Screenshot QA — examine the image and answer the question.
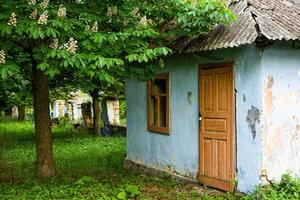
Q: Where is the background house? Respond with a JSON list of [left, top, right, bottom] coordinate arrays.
[[52, 91, 121, 125], [125, 0, 300, 193], [51, 91, 89, 122]]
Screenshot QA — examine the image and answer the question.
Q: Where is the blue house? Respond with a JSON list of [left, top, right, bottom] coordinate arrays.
[[124, 0, 300, 193]]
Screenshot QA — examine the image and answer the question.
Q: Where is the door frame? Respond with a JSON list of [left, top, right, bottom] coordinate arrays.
[[198, 62, 236, 192]]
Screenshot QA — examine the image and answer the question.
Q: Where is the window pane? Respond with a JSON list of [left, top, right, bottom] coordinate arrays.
[[151, 79, 166, 94], [160, 96, 167, 128], [151, 96, 158, 127]]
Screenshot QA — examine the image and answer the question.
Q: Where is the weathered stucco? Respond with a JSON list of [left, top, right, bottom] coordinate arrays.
[[261, 42, 300, 182], [126, 42, 300, 193], [126, 57, 200, 178]]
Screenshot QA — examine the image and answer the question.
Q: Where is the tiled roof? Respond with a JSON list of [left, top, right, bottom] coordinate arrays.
[[249, 0, 300, 41], [178, 0, 300, 53]]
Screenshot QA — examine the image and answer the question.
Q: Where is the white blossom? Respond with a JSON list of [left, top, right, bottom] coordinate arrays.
[[28, 0, 36, 5], [91, 21, 98, 32], [49, 38, 58, 49], [40, 0, 49, 9], [21, 80, 30, 86], [57, 5, 67, 19], [139, 16, 148, 26], [64, 38, 78, 54], [131, 7, 140, 17], [29, 10, 37, 19], [106, 6, 118, 18], [85, 24, 91, 32], [106, 6, 118, 23], [7, 12, 17, 27], [123, 18, 129, 26], [38, 11, 49, 25], [0, 50, 6, 65]]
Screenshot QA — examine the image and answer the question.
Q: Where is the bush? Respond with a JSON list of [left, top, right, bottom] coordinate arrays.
[[58, 116, 72, 127], [248, 174, 300, 200]]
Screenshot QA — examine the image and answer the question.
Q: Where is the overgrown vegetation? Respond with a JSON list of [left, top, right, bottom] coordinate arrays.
[[245, 174, 300, 200], [1, 120, 299, 199]]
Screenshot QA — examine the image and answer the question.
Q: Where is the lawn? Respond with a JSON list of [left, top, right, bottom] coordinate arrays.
[[0, 119, 240, 199]]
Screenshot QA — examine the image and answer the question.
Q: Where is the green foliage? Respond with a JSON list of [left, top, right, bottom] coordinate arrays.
[[246, 174, 300, 200], [0, 0, 235, 82], [0, 1, 235, 138], [116, 184, 140, 199], [0, 74, 32, 112], [0, 120, 243, 200]]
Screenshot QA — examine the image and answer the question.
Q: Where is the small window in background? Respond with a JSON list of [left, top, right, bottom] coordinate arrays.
[[147, 73, 170, 134]]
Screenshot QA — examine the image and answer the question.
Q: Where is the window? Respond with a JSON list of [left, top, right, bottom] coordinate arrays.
[[147, 73, 170, 134]]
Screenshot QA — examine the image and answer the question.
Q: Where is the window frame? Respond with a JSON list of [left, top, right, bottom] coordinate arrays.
[[147, 73, 170, 134]]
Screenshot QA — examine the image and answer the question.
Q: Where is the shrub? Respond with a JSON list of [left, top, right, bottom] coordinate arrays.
[[248, 174, 300, 200]]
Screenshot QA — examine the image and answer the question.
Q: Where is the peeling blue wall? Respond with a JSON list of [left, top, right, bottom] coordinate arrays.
[[126, 44, 265, 193]]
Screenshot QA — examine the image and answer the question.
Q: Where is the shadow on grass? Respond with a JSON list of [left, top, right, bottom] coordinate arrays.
[[0, 121, 127, 185], [1, 149, 126, 184]]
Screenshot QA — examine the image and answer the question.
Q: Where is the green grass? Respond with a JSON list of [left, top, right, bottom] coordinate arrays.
[[0, 119, 241, 199]]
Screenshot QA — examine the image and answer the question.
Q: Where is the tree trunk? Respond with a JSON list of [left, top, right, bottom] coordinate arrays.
[[91, 89, 101, 136], [81, 102, 92, 126], [32, 65, 55, 178], [101, 98, 111, 135], [18, 105, 26, 121]]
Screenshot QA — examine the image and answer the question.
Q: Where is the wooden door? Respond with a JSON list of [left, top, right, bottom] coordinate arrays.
[[199, 63, 235, 192]]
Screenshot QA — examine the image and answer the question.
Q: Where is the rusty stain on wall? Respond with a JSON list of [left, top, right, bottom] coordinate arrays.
[[246, 105, 260, 139], [262, 71, 300, 182], [264, 76, 274, 115]]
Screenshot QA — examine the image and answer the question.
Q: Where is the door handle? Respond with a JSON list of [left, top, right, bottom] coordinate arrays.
[[199, 113, 202, 122]]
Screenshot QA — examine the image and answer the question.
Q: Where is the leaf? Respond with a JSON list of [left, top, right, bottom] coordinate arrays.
[[63, 60, 69, 68], [117, 191, 126, 200], [0, 24, 12, 35], [50, 19, 63, 28], [37, 63, 49, 71], [37, 28, 45, 39], [0, 63, 19, 79], [142, 54, 148, 62], [127, 54, 137, 62], [46, 68, 60, 77], [159, 58, 165, 68], [46, 27, 58, 38], [125, 185, 140, 196], [107, 33, 118, 43], [47, 51, 57, 59], [93, 34, 105, 44]]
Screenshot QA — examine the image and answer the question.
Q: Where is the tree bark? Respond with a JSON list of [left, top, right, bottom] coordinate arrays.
[[91, 89, 101, 136], [18, 105, 26, 121], [101, 98, 111, 135], [32, 64, 55, 178]]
